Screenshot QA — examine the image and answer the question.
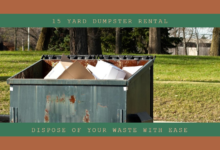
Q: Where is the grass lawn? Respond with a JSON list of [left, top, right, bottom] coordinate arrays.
[[154, 82, 220, 122], [154, 55, 220, 82], [0, 51, 220, 122]]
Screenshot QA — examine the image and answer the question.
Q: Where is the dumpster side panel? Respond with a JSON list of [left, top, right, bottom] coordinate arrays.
[[10, 85, 126, 123], [10, 85, 38, 122], [11, 60, 43, 79], [126, 60, 153, 122]]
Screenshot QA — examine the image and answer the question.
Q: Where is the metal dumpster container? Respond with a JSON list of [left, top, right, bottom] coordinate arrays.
[[7, 55, 155, 123]]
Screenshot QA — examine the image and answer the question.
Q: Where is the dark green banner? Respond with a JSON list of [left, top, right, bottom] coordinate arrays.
[[0, 123, 220, 136], [0, 14, 219, 27]]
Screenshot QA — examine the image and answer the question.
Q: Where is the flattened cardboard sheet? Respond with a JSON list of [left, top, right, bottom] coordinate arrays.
[[58, 61, 95, 79]]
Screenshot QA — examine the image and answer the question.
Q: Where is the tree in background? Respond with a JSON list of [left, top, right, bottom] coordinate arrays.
[[0, 36, 3, 50], [0, 28, 41, 50], [170, 28, 215, 56], [148, 28, 161, 54], [69, 28, 88, 55], [210, 27, 220, 56], [115, 28, 122, 54], [47, 28, 102, 54], [14, 28, 18, 51], [160, 28, 182, 54], [170, 28, 193, 55], [148, 28, 181, 54], [201, 35, 207, 39], [35, 28, 55, 50], [182, 28, 194, 55], [0, 27, 180, 54], [101, 28, 143, 53], [87, 28, 102, 55], [172, 28, 180, 55], [132, 28, 148, 53], [194, 27, 200, 56], [101, 28, 180, 54], [100, 28, 116, 53], [48, 28, 70, 51], [19, 28, 42, 48]]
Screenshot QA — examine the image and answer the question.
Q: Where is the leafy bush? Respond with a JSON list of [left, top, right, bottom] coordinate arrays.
[[48, 28, 70, 51]]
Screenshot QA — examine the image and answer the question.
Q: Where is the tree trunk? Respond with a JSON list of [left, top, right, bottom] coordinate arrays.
[[14, 28, 17, 51], [69, 28, 88, 55], [176, 28, 181, 55], [182, 28, 187, 55], [22, 39, 24, 51], [210, 28, 220, 56], [148, 28, 161, 54], [195, 28, 199, 56], [35, 28, 54, 51], [196, 39, 199, 56], [87, 28, 102, 55], [115, 28, 122, 54], [174, 28, 178, 55]]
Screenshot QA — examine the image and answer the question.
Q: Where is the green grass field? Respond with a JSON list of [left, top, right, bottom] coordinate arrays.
[[0, 51, 220, 122]]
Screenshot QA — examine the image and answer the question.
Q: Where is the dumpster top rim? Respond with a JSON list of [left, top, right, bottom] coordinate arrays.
[[41, 54, 156, 60], [7, 78, 129, 86]]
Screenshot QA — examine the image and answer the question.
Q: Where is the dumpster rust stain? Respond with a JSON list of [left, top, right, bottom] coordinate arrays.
[[78, 60, 97, 67], [46, 95, 51, 102], [44, 60, 59, 67], [44, 109, 49, 122], [56, 96, 59, 102], [59, 94, 65, 103], [98, 103, 107, 108], [46, 95, 69, 103], [69, 95, 76, 104], [87, 60, 98, 66], [120, 60, 138, 68], [60, 97, 65, 102], [83, 109, 90, 123], [137, 60, 149, 66], [44, 115, 49, 122]]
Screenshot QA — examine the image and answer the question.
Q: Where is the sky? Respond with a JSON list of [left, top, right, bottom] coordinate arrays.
[[198, 27, 213, 36], [170, 27, 214, 39]]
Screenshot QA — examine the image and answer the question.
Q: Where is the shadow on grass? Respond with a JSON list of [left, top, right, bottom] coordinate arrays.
[[154, 62, 201, 65], [157, 55, 220, 61], [0, 76, 10, 82], [0, 60, 36, 63], [155, 80, 220, 84], [0, 53, 42, 56]]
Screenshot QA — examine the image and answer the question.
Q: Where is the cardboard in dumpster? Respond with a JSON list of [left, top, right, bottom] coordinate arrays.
[[44, 54, 95, 80], [44, 55, 72, 79], [87, 60, 126, 80], [58, 61, 95, 79], [122, 66, 143, 79], [87, 64, 99, 79]]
